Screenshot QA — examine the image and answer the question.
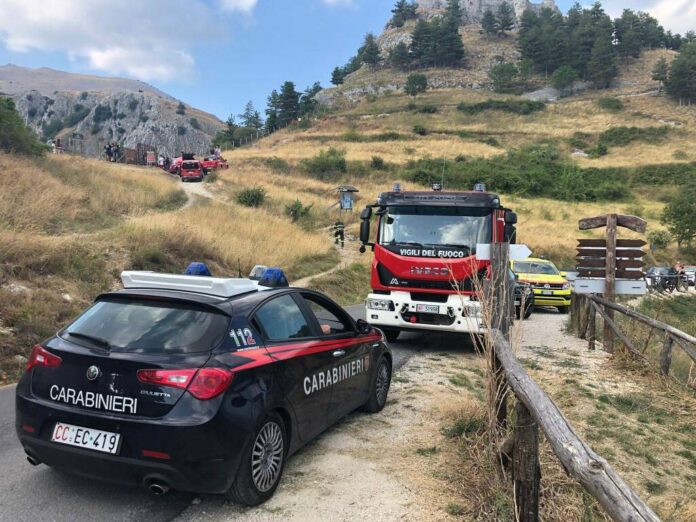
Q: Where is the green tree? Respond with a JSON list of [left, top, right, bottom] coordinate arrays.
[[389, 42, 411, 70], [299, 82, 322, 116], [496, 2, 516, 36], [391, 0, 418, 28], [661, 185, 696, 248], [666, 43, 696, 105], [223, 114, 237, 142], [277, 81, 300, 126], [489, 62, 519, 92], [551, 65, 579, 96], [481, 9, 498, 37], [240, 101, 263, 129], [410, 19, 434, 67], [176, 102, 186, 115], [652, 56, 669, 93], [265, 90, 279, 132], [446, 0, 462, 24], [438, 15, 465, 66], [404, 73, 428, 100], [0, 97, 45, 155], [362, 33, 381, 71], [587, 35, 618, 88], [331, 66, 346, 85]]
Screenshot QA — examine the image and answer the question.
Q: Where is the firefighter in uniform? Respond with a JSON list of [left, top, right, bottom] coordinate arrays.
[[333, 220, 345, 248]]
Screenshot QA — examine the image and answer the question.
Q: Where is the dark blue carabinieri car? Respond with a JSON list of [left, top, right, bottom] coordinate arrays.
[[15, 270, 392, 505]]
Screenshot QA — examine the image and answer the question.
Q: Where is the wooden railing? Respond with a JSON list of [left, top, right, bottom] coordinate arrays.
[[570, 293, 696, 378], [485, 243, 660, 521]]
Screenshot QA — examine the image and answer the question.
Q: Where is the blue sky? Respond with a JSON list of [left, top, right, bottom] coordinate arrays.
[[0, 1, 691, 120]]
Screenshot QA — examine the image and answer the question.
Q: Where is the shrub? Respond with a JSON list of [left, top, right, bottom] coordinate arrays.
[[80, 92, 88, 100], [300, 148, 347, 180], [413, 124, 428, 136], [41, 118, 64, 140], [65, 105, 91, 127], [371, 156, 386, 170], [673, 150, 689, 160], [285, 199, 312, 222], [92, 104, 112, 124], [569, 132, 593, 150], [139, 115, 149, 123], [177, 125, 187, 135], [415, 104, 438, 114], [128, 99, 139, 111], [176, 102, 186, 115], [91, 124, 102, 135], [204, 169, 218, 184], [457, 99, 545, 115], [189, 117, 201, 130], [27, 108, 37, 119], [599, 126, 671, 147], [648, 230, 671, 250], [405, 144, 630, 202], [236, 186, 266, 207], [0, 97, 46, 155], [366, 93, 378, 103], [589, 142, 608, 158], [264, 157, 290, 172], [597, 97, 624, 112]]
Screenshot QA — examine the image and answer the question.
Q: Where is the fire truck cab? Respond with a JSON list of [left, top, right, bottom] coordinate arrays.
[[359, 185, 517, 341]]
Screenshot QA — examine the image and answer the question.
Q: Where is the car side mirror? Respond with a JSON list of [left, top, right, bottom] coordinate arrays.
[[356, 319, 371, 335], [560, 271, 568, 278], [505, 211, 518, 224], [359, 219, 371, 245], [360, 207, 372, 220]]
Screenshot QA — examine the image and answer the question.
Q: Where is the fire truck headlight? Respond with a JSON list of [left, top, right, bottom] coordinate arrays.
[[367, 299, 395, 311], [562, 283, 571, 290]]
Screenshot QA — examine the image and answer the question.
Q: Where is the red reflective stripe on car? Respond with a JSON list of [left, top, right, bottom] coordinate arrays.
[[232, 334, 382, 373]]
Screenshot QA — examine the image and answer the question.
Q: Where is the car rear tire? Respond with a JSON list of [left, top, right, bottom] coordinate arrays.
[[361, 356, 391, 413], [381, 328, 400, 342], [557, 306, 569, 314], [226, 411, 287, 506]]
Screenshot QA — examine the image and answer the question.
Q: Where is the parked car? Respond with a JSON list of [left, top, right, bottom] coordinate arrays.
[[684, 265, 696, 287], [511, 258, 572, 314], [200, 156, 229, 174], [179, 160, 204, 182], [514, 279, 535, 320], [16, 269, 391, 505]]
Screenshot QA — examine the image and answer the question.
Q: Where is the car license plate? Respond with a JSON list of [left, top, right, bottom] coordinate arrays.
[[51, 422, 121, 454], [416, 304, 440, 314], [541, 290, 554, 296]]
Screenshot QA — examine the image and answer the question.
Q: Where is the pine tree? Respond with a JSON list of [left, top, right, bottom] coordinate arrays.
[[587, 35, 618, 88], [277, 81, 300, 126], [666, 43, 696, 105], [299, 82, 322, 116], [652, 56, 669, 93], [446, 0, 462, 25], [410, 19, 434, 67], [389, 42, 411, 70], [481, 9, 497, 38], [240, 101, 262, 129], [223, 115, 237, 142], [496, 2, 516, 36], [362, 33, 381, 72], [331, 66, 345, 85], [391, 0, 418, 28], [438, 15, 465, 66], [265, 90, 279, 132]]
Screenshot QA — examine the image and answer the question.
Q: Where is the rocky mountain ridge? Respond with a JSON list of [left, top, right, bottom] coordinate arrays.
[[1, 65, 222, 158], [416, 0, 557, 23]]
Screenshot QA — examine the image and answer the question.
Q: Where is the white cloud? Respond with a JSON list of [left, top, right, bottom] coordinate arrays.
[[219, 0, 259, 12], [0, 0, 236, 82], [599, 1, 696, 34], [321, 0, 354, 6]]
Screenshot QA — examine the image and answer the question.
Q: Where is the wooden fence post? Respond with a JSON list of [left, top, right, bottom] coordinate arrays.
[[513, 401, 540, 522], [490, 243, 511, 433], [603, 214, 617, 353], [588, 298, 596, 351], [660, 335, 674, 376]]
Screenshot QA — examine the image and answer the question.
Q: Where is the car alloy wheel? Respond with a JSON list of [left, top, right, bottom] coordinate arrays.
[[251, 421, 284, 493], [375, 360, 390, 407]]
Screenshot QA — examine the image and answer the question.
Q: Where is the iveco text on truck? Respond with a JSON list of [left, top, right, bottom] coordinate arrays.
[[358, 184, 517, 341]]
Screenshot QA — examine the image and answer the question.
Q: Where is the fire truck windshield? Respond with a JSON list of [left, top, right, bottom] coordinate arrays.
[[378, 206, 491, 254]]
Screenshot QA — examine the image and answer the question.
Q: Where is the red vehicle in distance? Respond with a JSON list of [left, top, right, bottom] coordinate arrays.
[[200, 156, 228, 174], [179, 160, 204, 182]]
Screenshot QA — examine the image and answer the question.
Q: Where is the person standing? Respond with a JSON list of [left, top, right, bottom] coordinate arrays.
[[333, 220, 345, 248]]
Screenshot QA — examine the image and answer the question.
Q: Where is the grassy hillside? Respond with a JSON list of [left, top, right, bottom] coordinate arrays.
[[0, 153, 334, 383]]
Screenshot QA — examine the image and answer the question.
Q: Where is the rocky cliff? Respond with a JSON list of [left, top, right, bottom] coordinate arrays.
[[1, 65, 223, 158], [417, 0, 557, 23]]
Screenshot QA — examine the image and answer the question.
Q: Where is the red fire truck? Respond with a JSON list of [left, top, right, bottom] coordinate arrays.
[[358, 184, 517, 341]]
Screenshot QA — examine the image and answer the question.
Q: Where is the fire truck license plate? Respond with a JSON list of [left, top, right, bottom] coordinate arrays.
[[416, 304, 440, 314]]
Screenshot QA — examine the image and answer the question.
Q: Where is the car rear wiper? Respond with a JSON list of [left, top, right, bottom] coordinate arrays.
[[66, 331, 112, 350]]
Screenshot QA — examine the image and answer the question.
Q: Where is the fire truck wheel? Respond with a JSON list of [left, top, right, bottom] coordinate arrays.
[[557, 306, 569, 314], [381, 328, 400, 342]]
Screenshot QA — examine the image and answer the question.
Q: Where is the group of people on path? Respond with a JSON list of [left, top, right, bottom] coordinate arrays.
[[103, 142, 121, 162]]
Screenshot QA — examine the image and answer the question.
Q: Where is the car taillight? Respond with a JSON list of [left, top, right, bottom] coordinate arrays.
[[137, 368, 232, 400], [26, 345, 62, 371]]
